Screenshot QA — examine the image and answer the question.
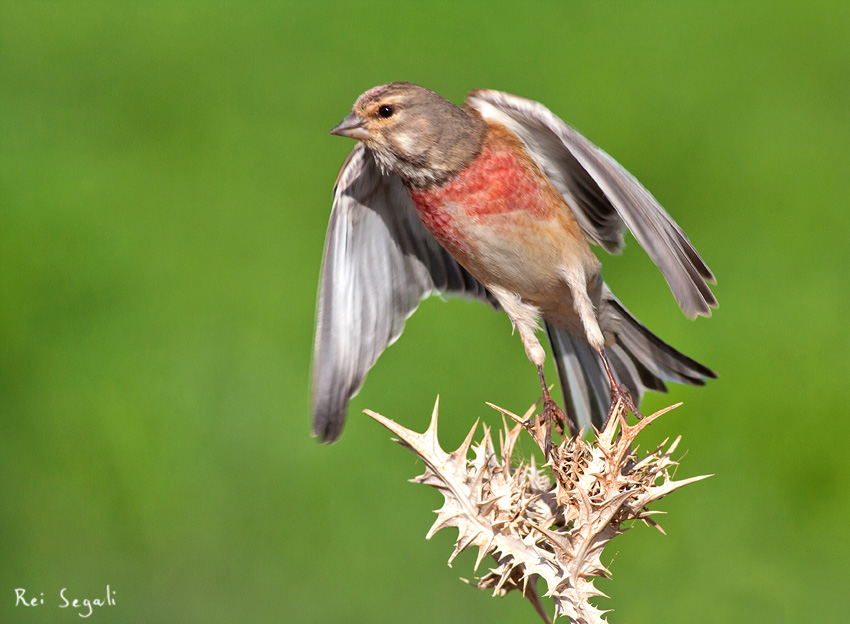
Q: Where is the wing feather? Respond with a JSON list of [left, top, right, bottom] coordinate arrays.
[[312, 143, 496, 442], [466, 89, 717, 319]]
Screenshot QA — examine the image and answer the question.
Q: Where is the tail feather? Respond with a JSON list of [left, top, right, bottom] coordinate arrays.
[[545, 325, 607, 433], [545, 290, 715, 433], [607, 343, 647, 398], [608, 295, 716, 386]]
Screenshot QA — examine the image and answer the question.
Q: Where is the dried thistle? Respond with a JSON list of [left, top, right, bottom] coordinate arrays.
[[365, 397, 709, 624]]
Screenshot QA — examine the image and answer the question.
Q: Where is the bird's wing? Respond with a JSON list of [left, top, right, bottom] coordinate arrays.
[[466, 89, 717, 319], [312, 142, 497, 442]]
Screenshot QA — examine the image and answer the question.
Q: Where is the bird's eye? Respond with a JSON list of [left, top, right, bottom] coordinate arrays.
[[377, 104, 395, 118]]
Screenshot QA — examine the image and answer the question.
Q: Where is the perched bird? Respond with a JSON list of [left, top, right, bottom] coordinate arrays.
[[313, 82, 716, 443]]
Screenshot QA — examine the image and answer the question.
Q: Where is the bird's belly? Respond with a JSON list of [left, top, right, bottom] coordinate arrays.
[[409, 198, 591, 302], [459, 213, 566, 295]]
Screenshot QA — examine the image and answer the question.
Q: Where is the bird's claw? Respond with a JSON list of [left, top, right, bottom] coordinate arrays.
[[524, 395, 574, 462], [604, 382, 642, 429]]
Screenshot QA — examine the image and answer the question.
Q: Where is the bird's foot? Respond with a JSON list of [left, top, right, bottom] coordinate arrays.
[[603, 382, 642, 430], [529, 365, 577, 460], [524, 395, 573, 462], [544, 396, 572, 437]]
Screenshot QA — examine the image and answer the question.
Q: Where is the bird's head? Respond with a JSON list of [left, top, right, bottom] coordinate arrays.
[[330, 82, 487, 188]]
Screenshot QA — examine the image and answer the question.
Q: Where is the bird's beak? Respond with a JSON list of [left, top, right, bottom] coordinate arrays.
[[330, 112, 370, 141]]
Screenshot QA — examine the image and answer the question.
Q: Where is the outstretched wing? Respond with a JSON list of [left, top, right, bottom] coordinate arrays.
[[466, 89, 717, 319], [312, 142, 497, 442]]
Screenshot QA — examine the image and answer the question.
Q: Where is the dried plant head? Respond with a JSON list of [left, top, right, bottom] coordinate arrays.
[[365, 397, 709, 624]]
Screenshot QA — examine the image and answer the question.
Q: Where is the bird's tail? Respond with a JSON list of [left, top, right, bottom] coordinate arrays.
[[545, 290, 716, 433]]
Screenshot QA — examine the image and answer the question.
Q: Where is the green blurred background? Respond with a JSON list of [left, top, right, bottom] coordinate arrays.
[[2, 1, 848, 622]]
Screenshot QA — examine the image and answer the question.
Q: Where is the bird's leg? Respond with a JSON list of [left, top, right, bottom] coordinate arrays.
[[538, 365, 568, 431], [532, 365, 577, 460], [597, 348, 642, 427], [485, 286, 575, 452], [560, 268, 638, 430]]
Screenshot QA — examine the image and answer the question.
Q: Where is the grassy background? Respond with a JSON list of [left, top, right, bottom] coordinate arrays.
[[2, 1, 848, 622]]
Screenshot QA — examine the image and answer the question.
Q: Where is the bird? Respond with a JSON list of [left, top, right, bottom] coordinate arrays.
[[312, 82, 717, 443]]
